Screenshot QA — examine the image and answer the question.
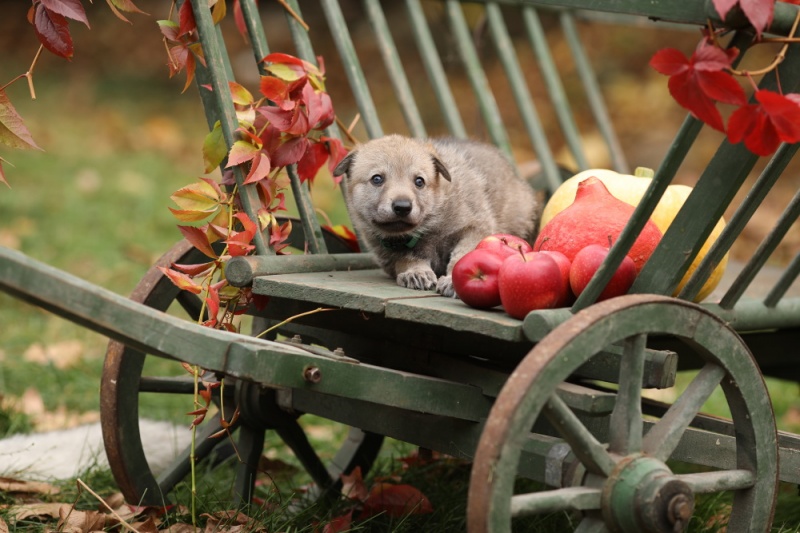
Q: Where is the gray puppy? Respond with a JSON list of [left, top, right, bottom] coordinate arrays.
[[333, 135, 540, 297]]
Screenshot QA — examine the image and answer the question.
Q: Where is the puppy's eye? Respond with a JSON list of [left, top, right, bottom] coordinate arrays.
[[414, 176, 425, 188], [370, 174, 384, 186]]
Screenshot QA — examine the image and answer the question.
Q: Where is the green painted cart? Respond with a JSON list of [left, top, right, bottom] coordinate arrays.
[[3, 0, 800, 531]]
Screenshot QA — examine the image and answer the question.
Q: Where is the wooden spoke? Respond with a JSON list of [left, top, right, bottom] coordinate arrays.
[[511, 487, 601, 517], [643, 363, 726, 461], [233, 425, 266, 504], [176, 291, 205, 322], [679, 470, 755, 493], [276, 420, 336, 490], [139, 376, 196, 394], [608, 334, 647, 455], [543, 393, 615, 476]]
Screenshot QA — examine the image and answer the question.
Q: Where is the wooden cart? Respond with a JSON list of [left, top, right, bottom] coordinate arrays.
[[3, 1, 800, 531]]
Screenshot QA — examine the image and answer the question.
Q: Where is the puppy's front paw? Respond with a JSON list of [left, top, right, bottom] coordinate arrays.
[[397, 268, 438, 291], [436, 275, 456, 298]]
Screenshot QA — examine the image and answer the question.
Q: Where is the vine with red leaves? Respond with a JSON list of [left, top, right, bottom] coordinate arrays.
[[650, 0, 800, 156]]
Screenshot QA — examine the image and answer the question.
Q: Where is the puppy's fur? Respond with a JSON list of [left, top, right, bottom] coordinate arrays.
[[334, 135, 540, 297]]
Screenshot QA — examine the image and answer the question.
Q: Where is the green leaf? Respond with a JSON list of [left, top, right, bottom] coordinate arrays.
[[0, 91, 42, 151], [264, 63, 303, 82], [203, 122, 227, 172]]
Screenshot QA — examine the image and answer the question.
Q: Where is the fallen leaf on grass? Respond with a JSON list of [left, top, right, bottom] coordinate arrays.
[[322, 509, 353, 533], [57, 506, 107, 533], [5, 502, 70, 521], [0, 477, 60, 495], [131, 516, 159, 533], [340, 466, 368, 502], [159, 523, 196, 532], [360, 483, 433, 518], [201, 510, 267, 532]]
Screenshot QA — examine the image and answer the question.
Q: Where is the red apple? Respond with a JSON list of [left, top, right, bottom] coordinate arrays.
[[539, 250, 573, 307], [475, 233, 533, 258], [498, 252, 564, 319], [569, 244, 636, 301], [452, 249, 506, 308]]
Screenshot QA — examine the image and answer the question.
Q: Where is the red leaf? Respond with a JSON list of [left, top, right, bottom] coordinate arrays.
[[303, 82, 335, 130], [0, 91, 42, 151], [233, 0, 247, 37], [260, 76, 293, 110], [272, 137, 309, 167], [178, 0, 196, 37], [653, 42, 745, 132], [728, 90, 800, 156], [649, 48, 689, 77], [713, 0, 740, 19], [323, 510, 353, 533], [360, 483, 433, 518], [158, 20, 179, 41], [323, 225, 361, 253], [158, 267, 203, 294], [243, 151, 271, 184], [324, 137, 349, 182], [171, 261, 215, 277], [262, 52, 305, 67], [40, 0, 89, 27], [226, 140, 260, 167], [204, 284, 220, 326], [226, 212, 258, 257], [178, 225, 219, 259], [33, 4, 74, 59], [297, 142, 328, 183], [740, 0, 775, 35], [340, 466, 368, 501]]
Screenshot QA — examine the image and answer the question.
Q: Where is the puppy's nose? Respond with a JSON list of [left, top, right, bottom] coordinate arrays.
[[392, 199, 413, 217]]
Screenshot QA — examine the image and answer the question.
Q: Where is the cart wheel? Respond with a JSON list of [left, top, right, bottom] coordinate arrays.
[[101, 238, 383, 506], [468, 294, 778, 533]]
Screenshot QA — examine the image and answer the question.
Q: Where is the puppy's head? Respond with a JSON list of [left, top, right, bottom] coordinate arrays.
[[333, 135, 451, 237]]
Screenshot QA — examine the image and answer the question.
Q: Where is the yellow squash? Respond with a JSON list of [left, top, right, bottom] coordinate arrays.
[[540, 168, 727, 302]]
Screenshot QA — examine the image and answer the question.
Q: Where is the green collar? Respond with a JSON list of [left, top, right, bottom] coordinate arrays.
[[380, 233, 421, 250]]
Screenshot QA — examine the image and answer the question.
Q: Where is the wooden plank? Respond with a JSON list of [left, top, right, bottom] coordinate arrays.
[[385, 296, 524, 342], [252, 269, 437, 314]]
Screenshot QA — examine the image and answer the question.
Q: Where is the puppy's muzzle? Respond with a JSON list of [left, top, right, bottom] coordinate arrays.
[[392, 199, 413, 217]]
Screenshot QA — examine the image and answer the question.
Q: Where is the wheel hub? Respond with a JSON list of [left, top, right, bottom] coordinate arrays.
[[601, 455, 694, 533]]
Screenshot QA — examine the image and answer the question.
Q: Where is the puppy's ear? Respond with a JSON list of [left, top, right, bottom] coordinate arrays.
[[333, 151, 356, 178], [432, 156, 452, 182]]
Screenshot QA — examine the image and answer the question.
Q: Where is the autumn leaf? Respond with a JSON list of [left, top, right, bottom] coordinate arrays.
[[360, 483, 433, 518], [178, 0, 196, 37], [40, 0, 89, 27], [172, 261, 215, 277], [227, 139, 260, 167], [158, 267, 204, 294], [105, 0, 148, 23], [243, 151, 272, 184], [297, 141, 329, 183], [272, 136, 309, 167], [226, 212, 258, 256], [341, 466, 369, 501], [229, 81, 254, 106], [650, 41, 745, 132], [323, 510, 354, 533], [0, 91, 42, 151], [728, 90, 800, 156], [323, 224, 361, 252], [712, 0, 774, 35], [178, 225, 219, 259], [0, 477, 60, 495], [31, 3, 74, 59]]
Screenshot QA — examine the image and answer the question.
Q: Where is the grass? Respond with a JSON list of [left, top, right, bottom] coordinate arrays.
[[1, 71, 800, 532]]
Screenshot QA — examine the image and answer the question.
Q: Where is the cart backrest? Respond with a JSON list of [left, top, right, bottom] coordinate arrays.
[[192, 0, 800, 315]]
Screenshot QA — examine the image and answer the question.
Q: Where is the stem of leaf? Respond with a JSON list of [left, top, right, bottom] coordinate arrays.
[[254, 307, 335, 338], [729, 9, 800, 80]]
